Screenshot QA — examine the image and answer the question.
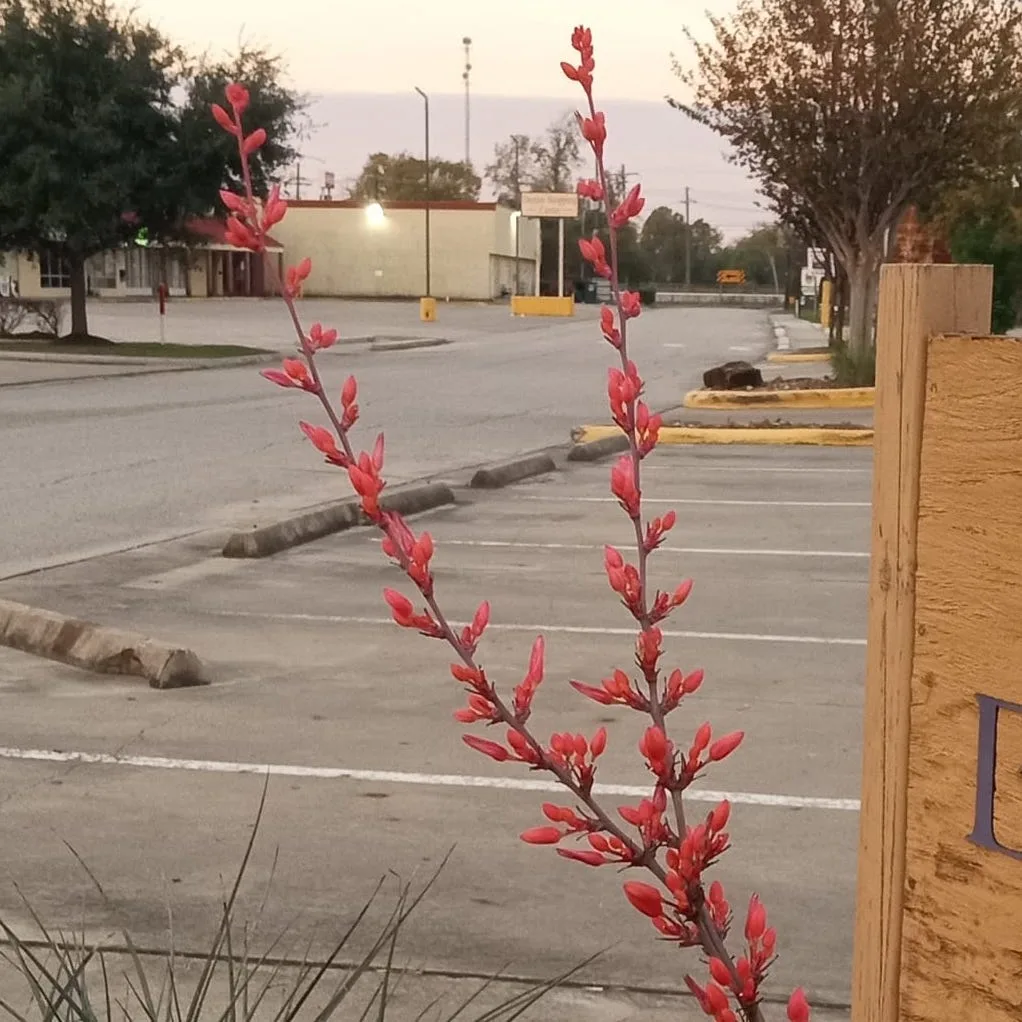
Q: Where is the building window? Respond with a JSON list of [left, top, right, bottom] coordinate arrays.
[[86, 252, 118, 290], [125, 246, 152, 290], [39, 251, 71, 289]]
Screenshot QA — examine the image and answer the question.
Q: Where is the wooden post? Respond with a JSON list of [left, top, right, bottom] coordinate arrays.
[[852, 263, 993, 1022]]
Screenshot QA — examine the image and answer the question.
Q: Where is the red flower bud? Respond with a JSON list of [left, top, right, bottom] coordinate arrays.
[[225, 82, 250, 113], [622, 881, 663, 919], [520, 826, 562, 845], [710, 799, 731, 833], [462, 734, 509, 762], [341, 375, 357, 406], [242, 128, 267, 156], [708, 958, 733, 988], [704, 983, 730, 1014], [620, 290, 642, 319], [557, 848, 608, 866], [745, 895, 767, 941], [590, 726, 607, 757], [709, 731, 745, 762], [211, 103, 237, 135], [787, 988, 810, 1022]]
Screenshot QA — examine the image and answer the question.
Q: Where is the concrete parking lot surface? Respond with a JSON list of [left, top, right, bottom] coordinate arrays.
[[0, 441, 869, 1020]]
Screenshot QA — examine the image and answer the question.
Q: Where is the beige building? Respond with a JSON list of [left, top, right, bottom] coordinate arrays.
[[272, 199, 541, 301], [0, 218, 284, 300]]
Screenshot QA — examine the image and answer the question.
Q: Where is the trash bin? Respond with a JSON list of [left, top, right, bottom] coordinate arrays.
[[575, 280, 599, 304]]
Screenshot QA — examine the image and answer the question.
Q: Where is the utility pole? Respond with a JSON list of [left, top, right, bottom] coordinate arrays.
[[684, 186, 692, 289], [462, 37, 472, 166]]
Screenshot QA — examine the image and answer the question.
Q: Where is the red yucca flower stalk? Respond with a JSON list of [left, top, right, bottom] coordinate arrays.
[[211, 28, 809, 1022]]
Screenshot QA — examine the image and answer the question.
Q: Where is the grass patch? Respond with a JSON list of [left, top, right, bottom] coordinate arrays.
[[0, 340, 274, 359]]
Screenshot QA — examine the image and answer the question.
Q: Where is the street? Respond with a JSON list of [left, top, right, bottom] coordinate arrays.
[[0, 300, 771, 579]]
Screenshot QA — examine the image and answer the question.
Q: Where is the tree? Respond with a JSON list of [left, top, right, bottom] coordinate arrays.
[[485, 114, 582, 204], [941, 180, 1022, 333], [484, 134, 536, 206], [348, 153, 480, 202], [640, 206, 723, 285], [0, 0, 179, 339], [724, 223, 797, 292], [673, 0, 1022, 352]]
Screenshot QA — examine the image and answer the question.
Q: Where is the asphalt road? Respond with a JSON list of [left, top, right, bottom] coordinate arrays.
[[0, 300, 771, 579], [0, 442, 869, 1021]]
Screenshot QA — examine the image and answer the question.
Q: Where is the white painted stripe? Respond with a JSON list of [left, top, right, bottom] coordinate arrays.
[[514, 496, 870, 509], [663, 343, 687, 348], [205, 610, 867, 646], [380, 539, 869, 560], [0, 747, 860, 811], [640, 465, 870, 475]]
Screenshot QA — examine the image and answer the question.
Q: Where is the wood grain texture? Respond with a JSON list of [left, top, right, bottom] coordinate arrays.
[[851, 265, 993, 1022], [900, 334, 1022, 1021]]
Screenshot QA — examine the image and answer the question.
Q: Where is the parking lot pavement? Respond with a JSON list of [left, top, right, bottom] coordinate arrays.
[[0, 442, 871, 1018]]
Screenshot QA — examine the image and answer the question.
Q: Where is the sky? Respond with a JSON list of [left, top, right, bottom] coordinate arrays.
[[130, 0, 768, 239]]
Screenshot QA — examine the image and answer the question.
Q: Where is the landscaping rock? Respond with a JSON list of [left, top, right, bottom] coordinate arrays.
[[702, 360, 763, 390]]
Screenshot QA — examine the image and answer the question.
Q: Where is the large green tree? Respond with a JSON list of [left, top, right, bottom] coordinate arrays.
[[0, 0, 179, 338], [639, 206, 723, 286], [348, 152, 481, 202], [485, 114, 583, 205], [675, 0, 1022, 353]]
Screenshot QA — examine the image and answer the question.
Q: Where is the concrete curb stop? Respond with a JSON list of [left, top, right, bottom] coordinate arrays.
[[470, 453, 557, 489], [566, 431, 630, 462], [221, 482, 456, 559], [0, 598, 209, 689]]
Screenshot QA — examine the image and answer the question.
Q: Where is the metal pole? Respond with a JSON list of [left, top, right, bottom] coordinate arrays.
[[415, 87, 431, 297], [462, 37, 472, 167], [557, 218, 565, 298], [513, 139, 521, 296], [684, 186, 692, 288]]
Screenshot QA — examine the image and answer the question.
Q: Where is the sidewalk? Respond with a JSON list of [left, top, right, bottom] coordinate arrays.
[[770, 312, 829, 352]]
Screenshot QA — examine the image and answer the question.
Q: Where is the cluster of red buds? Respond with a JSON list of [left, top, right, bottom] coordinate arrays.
[[212, 26, 809, 1022]]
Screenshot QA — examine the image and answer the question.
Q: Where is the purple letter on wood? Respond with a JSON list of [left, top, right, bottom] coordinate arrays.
[[968, 693, 1022, 861]]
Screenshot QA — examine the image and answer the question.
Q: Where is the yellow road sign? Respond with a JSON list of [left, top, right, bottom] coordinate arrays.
[[717, 269, 746, 285]]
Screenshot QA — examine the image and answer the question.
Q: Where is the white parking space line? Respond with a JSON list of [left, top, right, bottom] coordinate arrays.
[[206, 611, 867, 646], [0, 747, 860, 812], [377, 539, 869, 560], [514, 496, 871, 509], [640, 465, 871, 475]]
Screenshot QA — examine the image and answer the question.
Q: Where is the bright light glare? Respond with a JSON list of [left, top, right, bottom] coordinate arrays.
[[365, 202, 385, 226]]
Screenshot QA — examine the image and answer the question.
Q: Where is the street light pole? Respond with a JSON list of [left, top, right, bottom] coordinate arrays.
[[414, 86, 431, 298], [462, 37, 472, 167]]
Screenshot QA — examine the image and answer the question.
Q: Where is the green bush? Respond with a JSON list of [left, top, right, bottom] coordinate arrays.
[[638, 286, 657, 307], [832, 342, 876, 387]]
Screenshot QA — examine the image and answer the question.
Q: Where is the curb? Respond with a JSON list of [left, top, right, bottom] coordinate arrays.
[[683, 387, 874, 410], [574, 425, 873, 448], [0, 354, 277, 389], [470, 453, 557, 489], [221, 482, 456, 558], [0, 350, 274, 367], [767, 351, 830, 364], [0, 598, 209, 689], [566, 431, 630, 462], [371, 337, 450, 352]]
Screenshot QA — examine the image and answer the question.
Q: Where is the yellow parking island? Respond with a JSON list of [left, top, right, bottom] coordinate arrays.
[[419, 296, 437, 322], [511, 295, 574, 318]]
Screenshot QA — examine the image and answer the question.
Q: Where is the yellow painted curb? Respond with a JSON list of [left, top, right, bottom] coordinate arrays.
[[767, 351, 830, 364], [575, 425, 874, 447], [683, 387, 874, 410], [511, 295, 575, 317]]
